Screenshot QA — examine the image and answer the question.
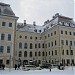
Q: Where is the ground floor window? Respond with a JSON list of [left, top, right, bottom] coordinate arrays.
[[6, 60, 10, 65], [72, 59, 74, 64], [0, 59, 3, 64], [67, 59, 70, 64], [38, 60, 41, 64]]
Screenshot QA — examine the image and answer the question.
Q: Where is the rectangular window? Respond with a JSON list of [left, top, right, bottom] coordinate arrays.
[[67, 59, 70, 64], [55, 50, 57, 55], [38, 60, 41, 64], [2, 22, 6, 26], [38, 43, 41, 48], [72, 59, 74, 64], [52, 51, 53, 56], [46, 52, 47, 56], [35, 44, 37, 48], [30, 43, 33, 49], [25, 36, 27, 39], [51, 33, 53, 36], [30, 52, 32, 57], [6, 60, 10, 65], [70, 50, 73, 55], [73, 32, 75, 36], [0, 46, 4, 53], [19, 51, 22, 57], [49, 51, 50, 55], [42, 44, 44, 48], [54, 31, 56, 35], [7, 46, 10, 53], [66, 50, 69, 55], [9, 23, 12, 27], [51, 42, 53, 46], [65, 31, 67, 35], [69, 32, 72, 35], [70, 41, 72, 46], [35, 37, 37, 40], [55, 40, 56, 45], [24, 43, 27, 49], [61, 40, 64, 45], [48, 43, 50, 47], [35, 52, 37, 56], [1, 34, 5, 40], [66, 40, 68, 45], [30, 36, 32, 39], [8, 34, 11, 41], [61, 30, 63, 34]]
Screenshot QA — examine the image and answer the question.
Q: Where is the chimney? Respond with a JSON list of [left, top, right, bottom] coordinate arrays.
[[24, 20, 26, 26], [33, 21, 36, 26]]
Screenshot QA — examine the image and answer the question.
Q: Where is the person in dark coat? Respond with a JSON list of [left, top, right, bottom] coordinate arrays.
[[0, 64, 1, 68], [49, 65, 51, 72], [18, 64, 20, 69], [15, 64, 17, 70], [2, 64, 5, 70]]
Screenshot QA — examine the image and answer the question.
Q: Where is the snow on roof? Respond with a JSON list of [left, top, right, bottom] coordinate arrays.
[[16, 14, 75, 33], [0, 2, 15, 16]]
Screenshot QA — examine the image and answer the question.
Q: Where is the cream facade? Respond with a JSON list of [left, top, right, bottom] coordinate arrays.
[[0, 3, 18, 67], [15, 14, 75, 66], [0, 2, 75, 67]]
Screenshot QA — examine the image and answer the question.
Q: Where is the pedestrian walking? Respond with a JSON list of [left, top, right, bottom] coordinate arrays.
[[2, 64, 5, 70], [18, 64, 20, 69], [15, 64, 17, 70], [49, 65, 51, 72]]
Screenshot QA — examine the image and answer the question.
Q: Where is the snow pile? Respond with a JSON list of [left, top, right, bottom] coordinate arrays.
[[0, 67, 74, 75]]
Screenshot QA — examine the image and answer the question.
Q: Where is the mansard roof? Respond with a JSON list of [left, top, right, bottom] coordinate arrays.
[[0, 2, 15, 16]]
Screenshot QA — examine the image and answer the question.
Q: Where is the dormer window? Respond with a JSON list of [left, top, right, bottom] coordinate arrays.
[[44, 28, 46, 32], [62, 22, 64, 25], [34, 29, 37, 32], [68, 23, 71, 27], [51, 24, 53, 27], [39, 30, 41, 33]]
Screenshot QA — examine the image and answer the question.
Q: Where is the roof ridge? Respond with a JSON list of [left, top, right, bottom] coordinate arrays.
[[0, 2, 10, 6]]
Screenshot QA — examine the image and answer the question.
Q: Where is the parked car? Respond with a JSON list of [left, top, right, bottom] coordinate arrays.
[[22, 65, 41, 71]]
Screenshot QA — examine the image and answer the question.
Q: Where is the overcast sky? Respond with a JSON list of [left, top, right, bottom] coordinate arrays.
[[0, 0, 74, 25]]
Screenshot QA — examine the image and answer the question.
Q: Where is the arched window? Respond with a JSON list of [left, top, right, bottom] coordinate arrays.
[[38, 43, 41, 48], [19, 42, 22, 49], [42, 51, 44, 56], [24, 43, 28, 49], [38, 51, 41, 56], [35, 52, 37, 56], [30, 51, 32, 57], [30, 43, 33, 49], [24, 51, 27, 57], [19, 51, 22, 57]]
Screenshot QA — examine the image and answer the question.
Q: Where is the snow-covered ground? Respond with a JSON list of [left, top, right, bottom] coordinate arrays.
[[0, 67, 74, 75]]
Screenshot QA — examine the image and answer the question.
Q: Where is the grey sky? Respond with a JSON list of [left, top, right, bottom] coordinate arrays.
[[0, 0, 74, 25]]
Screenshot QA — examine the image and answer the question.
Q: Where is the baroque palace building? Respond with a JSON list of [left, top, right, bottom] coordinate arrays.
[[0, 2, 75, 67], [0, 2, 18, 67], [16, 14, 75, 66]]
